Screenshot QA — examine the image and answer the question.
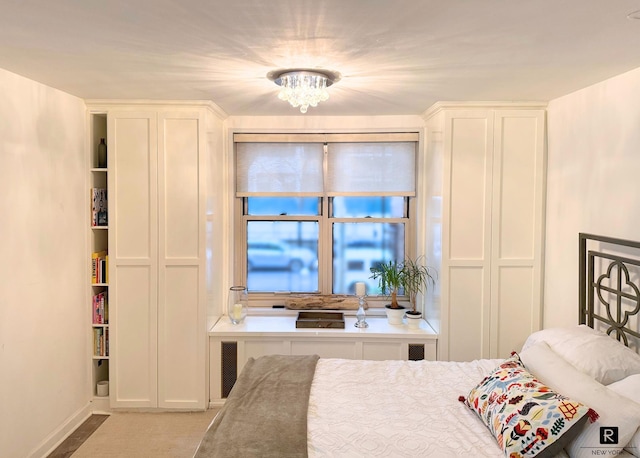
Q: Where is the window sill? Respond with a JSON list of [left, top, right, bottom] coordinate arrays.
[[246, 306, 388, 318]]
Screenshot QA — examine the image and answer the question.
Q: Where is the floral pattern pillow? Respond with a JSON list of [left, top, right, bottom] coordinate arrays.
[[461, 353, 598, 457]]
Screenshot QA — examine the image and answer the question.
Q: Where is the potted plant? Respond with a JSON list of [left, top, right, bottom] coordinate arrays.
[[369, 260, 407, 325], [402, 257, 436, 328]]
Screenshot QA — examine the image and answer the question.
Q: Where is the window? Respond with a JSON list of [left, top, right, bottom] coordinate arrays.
[[234, 133, 419, 307]]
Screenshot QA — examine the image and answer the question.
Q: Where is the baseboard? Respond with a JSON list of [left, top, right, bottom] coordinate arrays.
[[29, 402, 92, 458], [90, 395, 111, 414], [208, 399, 226, 408]]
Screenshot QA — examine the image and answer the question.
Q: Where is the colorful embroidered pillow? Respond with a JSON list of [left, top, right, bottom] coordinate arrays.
[[461, 353, 597, 457]]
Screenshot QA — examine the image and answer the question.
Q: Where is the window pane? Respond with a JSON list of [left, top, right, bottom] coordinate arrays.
[[332, 196, 406, 218], [247, 221, 319, 293], [332, 222, 405, 295], [247, 197, 319, 216]]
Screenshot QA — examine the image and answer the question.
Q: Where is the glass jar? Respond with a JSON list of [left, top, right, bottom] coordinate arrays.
[[227, 286, 248, 324]]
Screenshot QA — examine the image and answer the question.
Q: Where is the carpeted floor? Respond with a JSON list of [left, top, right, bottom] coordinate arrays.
[[68, 409, 220, 457]]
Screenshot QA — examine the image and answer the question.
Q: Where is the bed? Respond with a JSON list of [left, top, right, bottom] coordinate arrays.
[[195, 233, 640, 458]]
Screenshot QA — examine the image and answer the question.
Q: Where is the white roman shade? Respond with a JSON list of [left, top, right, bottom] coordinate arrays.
[[234, 133, 418, 197], [325, 142, 416, 196], [236, 142, 324, 196]]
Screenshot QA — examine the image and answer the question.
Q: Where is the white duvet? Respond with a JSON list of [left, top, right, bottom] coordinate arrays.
[[307, 357, 508, 457]]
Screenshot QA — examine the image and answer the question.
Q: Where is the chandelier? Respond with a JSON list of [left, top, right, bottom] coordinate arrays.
[[268, 69, 339, 113]]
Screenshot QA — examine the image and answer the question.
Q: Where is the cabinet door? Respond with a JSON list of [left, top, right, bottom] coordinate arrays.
[[490, 110, 545, 358], [443, 110, 494, 362], [157, 111, 206, 409], [108, 111, 159, 408]]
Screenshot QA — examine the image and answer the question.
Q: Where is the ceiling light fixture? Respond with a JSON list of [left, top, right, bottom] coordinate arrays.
[[268, 69, 340, 113]]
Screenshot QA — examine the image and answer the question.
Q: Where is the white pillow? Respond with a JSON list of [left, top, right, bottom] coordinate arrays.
[[608, 375, 640, 457], [520, 341, 640, 458], [522, 325, 640, 385]]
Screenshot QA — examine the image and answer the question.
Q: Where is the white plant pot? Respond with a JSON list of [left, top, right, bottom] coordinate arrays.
[[385, 306, 406, 325], [405, 312, 423, 329]]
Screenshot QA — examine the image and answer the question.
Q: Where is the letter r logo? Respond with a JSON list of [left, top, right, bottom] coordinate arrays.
[[600, 426, 618, 444]]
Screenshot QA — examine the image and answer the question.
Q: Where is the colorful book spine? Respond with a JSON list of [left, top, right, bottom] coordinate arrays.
[[92, 291, 108, 324], [93, 327, 108, 357], [91, 251, 108, 284]]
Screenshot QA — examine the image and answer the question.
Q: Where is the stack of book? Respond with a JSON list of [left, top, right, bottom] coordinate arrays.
[[92, 251, 108, 284], [93, 291, 108, 324], [93, 327, 109, 357]]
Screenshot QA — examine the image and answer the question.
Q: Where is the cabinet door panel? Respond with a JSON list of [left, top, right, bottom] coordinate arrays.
[[448, 115, 493, 261], [362, 342, 403, 360], [245, 340, 289, 359], [494, 113, 543, 259], [158, 265, 201, 407], [496, 266, 535, 358], [291, 341, 357, 359], [112, 265, 157, 407], [162, 116, 201, 259], [112, 116, 157, 259], [448, 266, 487, 361]]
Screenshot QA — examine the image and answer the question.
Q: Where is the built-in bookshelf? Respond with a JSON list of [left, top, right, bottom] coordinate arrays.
[[90, 112, 109, 403]]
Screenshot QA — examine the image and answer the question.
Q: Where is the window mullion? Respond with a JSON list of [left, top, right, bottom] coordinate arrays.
[[319, 197, 331, 294]]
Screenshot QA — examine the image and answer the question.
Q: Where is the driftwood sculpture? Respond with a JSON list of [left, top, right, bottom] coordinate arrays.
[[284, 294, 360, 310]]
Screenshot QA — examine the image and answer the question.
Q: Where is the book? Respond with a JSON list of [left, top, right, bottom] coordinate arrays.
[[93, 327, 108, 357], [93, 328, 102, 356], [92, 291, 108, 324], [91, 188, 108, 227], [91, 251, 107, 284]]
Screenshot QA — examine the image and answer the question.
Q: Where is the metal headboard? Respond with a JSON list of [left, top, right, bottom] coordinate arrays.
[[579, 233, 640, 348]]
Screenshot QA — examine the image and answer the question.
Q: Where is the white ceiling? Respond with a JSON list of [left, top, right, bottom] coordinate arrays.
[[1, 0, 639, 117]]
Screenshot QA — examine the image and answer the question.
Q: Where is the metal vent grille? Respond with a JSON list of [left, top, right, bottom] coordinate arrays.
[[221, 341, 238, 398], [408, 343, 425, 361]]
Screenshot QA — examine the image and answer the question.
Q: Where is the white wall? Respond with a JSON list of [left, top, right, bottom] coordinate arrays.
[[544, 67, 640, 328], [0, 68, 89, 457]]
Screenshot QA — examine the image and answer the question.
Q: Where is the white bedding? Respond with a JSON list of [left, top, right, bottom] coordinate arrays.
[[307, 357, 506, 457]]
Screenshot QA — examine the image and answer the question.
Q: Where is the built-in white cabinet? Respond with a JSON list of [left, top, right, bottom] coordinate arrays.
[[91, 104, 209, 409], [208, 316, 438, 405], [423, 103, 546, 362]]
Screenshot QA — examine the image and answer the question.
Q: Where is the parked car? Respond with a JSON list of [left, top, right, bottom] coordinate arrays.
[[247, 242, 317, 272], [336, 246, 395, 295]]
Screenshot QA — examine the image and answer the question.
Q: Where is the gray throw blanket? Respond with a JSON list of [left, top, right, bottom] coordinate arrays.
[[195, 354, 320, 458]]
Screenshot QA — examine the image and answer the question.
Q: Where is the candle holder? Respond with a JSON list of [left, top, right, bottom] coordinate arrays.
[[227, 286, 248, 324], [355, 295, 369, 328]]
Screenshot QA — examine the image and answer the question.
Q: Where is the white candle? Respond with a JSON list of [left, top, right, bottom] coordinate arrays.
[[233, 303, 243, 320], [355, 282, 366, 297]]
